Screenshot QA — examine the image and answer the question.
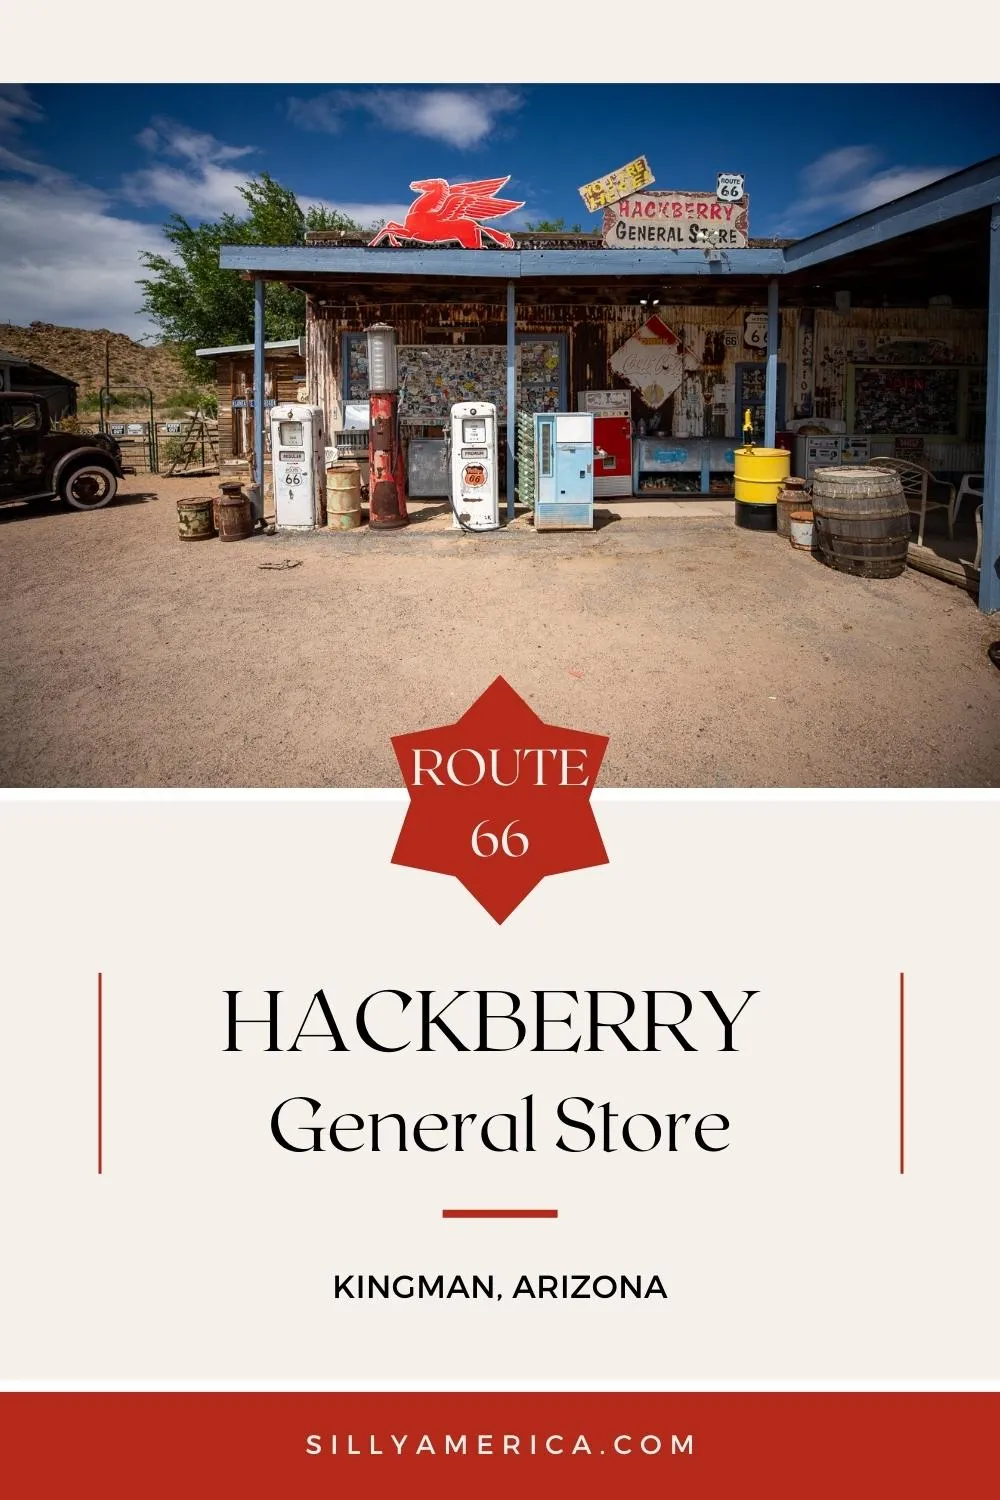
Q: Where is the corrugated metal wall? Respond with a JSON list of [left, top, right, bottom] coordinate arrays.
[[305, 298, 985, 450]]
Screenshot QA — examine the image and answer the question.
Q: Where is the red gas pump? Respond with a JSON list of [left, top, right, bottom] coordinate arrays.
[[366, 323, 408, 529]]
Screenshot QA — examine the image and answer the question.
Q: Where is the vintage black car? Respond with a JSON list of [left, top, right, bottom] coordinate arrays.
[[0, 392, 128, 510]]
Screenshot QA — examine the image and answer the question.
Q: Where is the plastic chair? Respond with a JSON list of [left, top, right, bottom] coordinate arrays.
[[953, 473, 983, 532]]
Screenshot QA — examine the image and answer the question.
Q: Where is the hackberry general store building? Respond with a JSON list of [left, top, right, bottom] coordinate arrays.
[[220, 154, 1000, 612]]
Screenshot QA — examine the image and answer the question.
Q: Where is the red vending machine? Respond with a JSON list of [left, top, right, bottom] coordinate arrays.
[[578, 390, 633, 498]]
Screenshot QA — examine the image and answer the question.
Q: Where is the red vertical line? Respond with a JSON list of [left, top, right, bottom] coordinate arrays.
[[98, 972, 103, 1176], [899, 972, 905, 1176]]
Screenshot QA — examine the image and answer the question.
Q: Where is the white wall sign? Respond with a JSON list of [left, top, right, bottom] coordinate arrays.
[[743, 312, 782, 351]]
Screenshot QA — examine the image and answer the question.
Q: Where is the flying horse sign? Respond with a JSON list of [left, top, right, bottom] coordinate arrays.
[[369, 177, 525, 249]]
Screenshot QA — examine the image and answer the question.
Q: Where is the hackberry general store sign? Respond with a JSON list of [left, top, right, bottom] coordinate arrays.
[[603, 191, 750, 249]]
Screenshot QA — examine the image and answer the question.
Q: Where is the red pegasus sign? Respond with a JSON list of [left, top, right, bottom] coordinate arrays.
[[369, 176, 525, 249]]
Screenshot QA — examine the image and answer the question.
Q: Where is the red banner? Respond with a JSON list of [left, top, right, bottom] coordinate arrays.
[[2, 1392, 997, 1498]]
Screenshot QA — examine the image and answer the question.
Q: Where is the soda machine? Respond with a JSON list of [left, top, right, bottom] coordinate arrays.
[[533, 411, 595, 530], [577, 389, 632, 499]]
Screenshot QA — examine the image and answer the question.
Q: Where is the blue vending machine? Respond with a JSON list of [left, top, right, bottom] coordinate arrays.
[[533, 411, 595, 530]]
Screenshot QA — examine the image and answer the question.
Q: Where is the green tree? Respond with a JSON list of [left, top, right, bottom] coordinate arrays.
[[523, 216, 583, 233], [138, 173, 364, 378]]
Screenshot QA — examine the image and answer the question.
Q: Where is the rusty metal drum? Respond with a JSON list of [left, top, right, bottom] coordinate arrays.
[[776, 476, 808, 538], [789, 507, 818, 553], [218, 491, 254, 543], [326, 460, 362, 530], [177, 496, 215, 541], [811, 466, 910, 578]]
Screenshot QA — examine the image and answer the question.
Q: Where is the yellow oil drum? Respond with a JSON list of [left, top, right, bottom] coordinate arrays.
[[733, 446, 790, 531], [326, 461, 362, 530]]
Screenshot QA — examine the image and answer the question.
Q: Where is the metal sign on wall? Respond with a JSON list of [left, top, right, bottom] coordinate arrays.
[[578, 156, 655, 213], [603, 191, 749, 249]]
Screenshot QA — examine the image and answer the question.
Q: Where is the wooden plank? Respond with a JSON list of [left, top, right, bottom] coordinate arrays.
[[221, 247, 522, 278], [220, 246, 787, 280]]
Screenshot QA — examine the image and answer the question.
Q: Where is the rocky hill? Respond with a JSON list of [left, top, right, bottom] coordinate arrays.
[[0, 322, 200, 406]]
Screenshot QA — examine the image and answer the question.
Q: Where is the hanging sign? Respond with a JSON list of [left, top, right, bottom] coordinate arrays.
[[578, 155, 655, 213], [369, 177, 524, 249], [716, 172, 745, 202], [603, 191, 750, 249]]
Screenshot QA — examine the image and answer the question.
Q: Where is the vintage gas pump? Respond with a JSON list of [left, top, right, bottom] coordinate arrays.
[[366, 323, 408, 529], [447, 401, 500, 531], [269, 402, 327, 529]]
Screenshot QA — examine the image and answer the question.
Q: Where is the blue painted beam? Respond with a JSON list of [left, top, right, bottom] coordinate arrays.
[[253, 278, 264, 522], [219, 245, 787, 280], [506, 281, 516, 524], [220, 246, 520, 278], [765, 280, 779, 447], [978, 207, 1000, 614], [784, 159, 1000, 273], [518, 248, 786, 277]]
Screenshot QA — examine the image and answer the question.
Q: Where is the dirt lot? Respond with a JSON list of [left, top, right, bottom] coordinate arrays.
[[1, 474, 998, 787]]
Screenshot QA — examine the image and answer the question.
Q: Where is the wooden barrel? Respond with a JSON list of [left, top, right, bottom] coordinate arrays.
[[218, 492, 254, 543], [810, 467, 910, 579], [776, 477, 808, 538], [326, 461, 362, 530], [177, 497, 215, 541]]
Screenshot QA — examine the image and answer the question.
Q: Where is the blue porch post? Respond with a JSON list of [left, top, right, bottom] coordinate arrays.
[[506, 280, 516, 523], [253, 277, 265, 521], [978, 208, 1000, 614], [764, 278, 779, 446]]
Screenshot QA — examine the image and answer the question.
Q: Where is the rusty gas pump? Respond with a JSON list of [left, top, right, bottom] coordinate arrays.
[[366, 323, 408, 529]]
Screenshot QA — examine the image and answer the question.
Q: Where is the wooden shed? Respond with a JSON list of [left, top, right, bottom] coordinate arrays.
[[195, 337, 306, 481], [0, 348, 78, 419]]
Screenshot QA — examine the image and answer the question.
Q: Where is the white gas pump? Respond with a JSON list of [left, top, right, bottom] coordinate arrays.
[[448, 401, 499, 531], [269, 403, 326, 529]]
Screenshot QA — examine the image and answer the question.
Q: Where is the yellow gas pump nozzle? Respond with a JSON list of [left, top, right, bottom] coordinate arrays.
[[742, 407, 755, 447]]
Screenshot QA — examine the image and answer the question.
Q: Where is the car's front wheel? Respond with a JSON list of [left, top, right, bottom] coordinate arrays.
[[61, 464, 118, 511]]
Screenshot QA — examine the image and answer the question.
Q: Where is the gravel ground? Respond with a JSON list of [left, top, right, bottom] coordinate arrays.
[[1, 475, 998, 788]]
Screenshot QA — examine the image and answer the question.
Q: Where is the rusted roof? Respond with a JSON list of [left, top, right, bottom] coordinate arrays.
[[304, 229, 796, 251]]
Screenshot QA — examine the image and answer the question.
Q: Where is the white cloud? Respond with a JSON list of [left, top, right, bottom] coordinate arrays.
[[844, 167, 954, 214], [305, 198, 417, 230], [774, 146, 956, 235], [804, 145, 880, 191], [0, 175, 163, 337], [120, 160, 249, 219], [140, 118, 255, 166], [287, 87, 523, 149], [0, 84, 45, 135], [120, 116, 256, 218]]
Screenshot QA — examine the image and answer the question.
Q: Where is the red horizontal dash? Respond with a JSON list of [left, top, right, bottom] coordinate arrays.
[[442, 1209, 558, 1219]]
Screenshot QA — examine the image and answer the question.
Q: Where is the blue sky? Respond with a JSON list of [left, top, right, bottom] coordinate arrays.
[[2, 83, 999, 337]]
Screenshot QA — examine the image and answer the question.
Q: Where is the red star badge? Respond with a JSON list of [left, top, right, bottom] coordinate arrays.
[[391, 677, 609, 923]]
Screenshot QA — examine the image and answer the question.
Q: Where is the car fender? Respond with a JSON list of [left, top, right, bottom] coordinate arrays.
[[51, 445, 124, 489]]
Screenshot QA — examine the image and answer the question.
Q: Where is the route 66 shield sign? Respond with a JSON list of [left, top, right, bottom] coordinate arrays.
[[717, 172, 745, 203]]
